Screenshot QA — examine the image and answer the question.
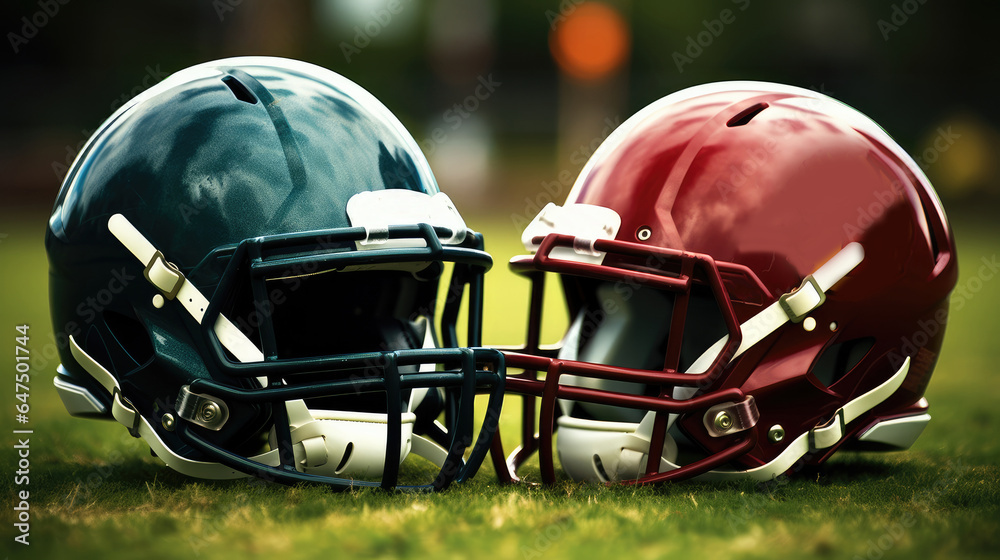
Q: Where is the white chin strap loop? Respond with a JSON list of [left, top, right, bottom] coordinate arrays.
[[555, 242, 896, 482], [108, 213, 265, 364], [64, 214, 456, 482]]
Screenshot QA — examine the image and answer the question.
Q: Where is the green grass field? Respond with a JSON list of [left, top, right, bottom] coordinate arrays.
[[2, 209, 999, 560]]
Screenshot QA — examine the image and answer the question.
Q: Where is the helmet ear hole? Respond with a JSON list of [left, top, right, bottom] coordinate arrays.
[[102, 309, 155, 369], [812, 337, 875, 389]]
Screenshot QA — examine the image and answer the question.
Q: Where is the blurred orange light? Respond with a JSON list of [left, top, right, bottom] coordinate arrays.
[[550, 2, 631, 81]]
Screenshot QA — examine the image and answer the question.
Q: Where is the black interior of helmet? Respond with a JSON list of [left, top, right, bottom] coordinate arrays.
[[564, 278, 728, 372], [812, 336, 875, 390], [224, 268, 439, 413], [560, 277, 729, 421], [102, 308, 155, 369]]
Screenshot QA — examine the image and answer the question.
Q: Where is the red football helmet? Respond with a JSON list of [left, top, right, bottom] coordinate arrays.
[[491, 82, 958, 485]]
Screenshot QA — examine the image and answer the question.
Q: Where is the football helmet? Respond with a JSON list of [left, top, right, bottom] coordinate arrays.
[[47, 57, 504, 491], [491, 82, 957, 485]]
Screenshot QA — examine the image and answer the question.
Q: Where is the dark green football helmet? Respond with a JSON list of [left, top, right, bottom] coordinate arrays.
[[46, 57, 504, 491]]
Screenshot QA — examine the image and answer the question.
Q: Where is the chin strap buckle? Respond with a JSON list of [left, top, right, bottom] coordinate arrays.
[[176, 386, 230, 431], [113, 387, 142, 438], [703, 396, 760, 438], [778, 274, 826, 323], [809, 408, 846, 452], [143, 250, 184, 300]]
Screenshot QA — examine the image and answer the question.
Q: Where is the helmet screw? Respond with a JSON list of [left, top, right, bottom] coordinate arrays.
[[636, 226, 652, 241], [714, 411, 733, 431], [161, 413, 176, 431], [768, 425, 785, 443], [199, 402, 221, 423]]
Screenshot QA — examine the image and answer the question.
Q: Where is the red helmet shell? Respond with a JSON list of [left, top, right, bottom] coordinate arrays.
[[496, 82, 957, 481]]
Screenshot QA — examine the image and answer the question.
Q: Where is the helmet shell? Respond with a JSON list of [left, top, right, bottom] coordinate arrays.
[[44, 58, 488, 484], [565, 82, 957, 467]]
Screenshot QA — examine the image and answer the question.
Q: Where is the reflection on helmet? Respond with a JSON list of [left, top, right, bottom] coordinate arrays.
[[492, 82, 957, 485], [47, 57, 504, 491]]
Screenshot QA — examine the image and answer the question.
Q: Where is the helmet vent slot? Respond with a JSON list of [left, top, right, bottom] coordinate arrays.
[[921, 203, 941, 262], [812, 337, 875, 389], [592, 454, 611, 482], [335, 442, 354, 473], [222, 75, 258, 104], [727, 103, 769, 127]]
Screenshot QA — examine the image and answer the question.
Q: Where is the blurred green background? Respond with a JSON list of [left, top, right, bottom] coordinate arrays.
[[1, 1, 999, 559], [2, 0, 998, 344]]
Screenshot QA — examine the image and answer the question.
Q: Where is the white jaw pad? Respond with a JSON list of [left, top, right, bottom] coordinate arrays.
[[279, 401, 417, 477], [347, 190, 467, 249], [280, 399, 451, 479], [556, 415, 678, 483], [521, 203, 621, 265]]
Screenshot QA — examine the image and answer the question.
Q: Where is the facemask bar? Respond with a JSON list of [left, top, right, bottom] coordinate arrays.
[[185, 222, 505, 491], [492, 232, 747, 485], [181, 347, 505, 490]]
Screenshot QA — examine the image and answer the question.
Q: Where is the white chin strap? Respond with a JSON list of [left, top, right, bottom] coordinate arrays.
[[556, 243, 911, 482], [58, 213, 453, 481]]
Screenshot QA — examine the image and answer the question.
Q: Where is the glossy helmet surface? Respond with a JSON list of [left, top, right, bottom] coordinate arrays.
[[492, 82, 957, 485], [47, 56, 504, 491]]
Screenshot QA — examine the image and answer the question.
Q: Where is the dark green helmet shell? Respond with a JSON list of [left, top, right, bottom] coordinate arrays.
[[49, 57, 436, 269], [46, 57, 503, 491]]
